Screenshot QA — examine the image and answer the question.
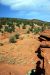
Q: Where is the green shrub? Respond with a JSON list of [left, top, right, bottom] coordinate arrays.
[[15, 33, 19, 39], [4, 25, 15, 33], [22, 25, 26, 29], [16, 23, 20, 28], [4, 26, 12, 33], [9, 36, 16, 43], [26, 30, 30, 34], [0, 29, 1, 32], [29, 28, 33, 32], [0, 25, 3, 29], [0, 43, 4, 46], [33, 28, 42, 34]]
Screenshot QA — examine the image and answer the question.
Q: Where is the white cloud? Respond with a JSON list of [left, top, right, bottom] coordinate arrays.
[[0, 0, 50, 10], [0, 0, 50, 12], [0, 0, 50, 21]]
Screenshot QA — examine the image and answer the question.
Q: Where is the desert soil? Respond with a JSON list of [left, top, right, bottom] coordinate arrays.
[[0, 33, 40, 75]]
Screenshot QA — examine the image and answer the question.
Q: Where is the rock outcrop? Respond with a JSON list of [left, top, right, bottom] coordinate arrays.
[[39, 29, 50, 75]]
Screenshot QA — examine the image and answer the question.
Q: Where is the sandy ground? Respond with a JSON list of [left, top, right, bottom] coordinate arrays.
[[0, 30, 50, 75], [0, 63, 35, 75], [0, 33, 40, 75]]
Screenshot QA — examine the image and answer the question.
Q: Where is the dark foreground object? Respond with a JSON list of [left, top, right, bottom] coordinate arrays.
[[30, 61, 45, 75]]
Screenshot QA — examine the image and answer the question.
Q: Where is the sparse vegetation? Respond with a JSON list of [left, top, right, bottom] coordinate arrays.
[[0, 43, 4, 46], [33, 28, 42, 34], [0, 18, 50, 34], [22, 24, 26, 29], [9, 36, 16, 43], [9, 33, 20, 43], [15, 33, 20, 39], [16, 23, 20, 28], [26, 30, 30, 34], [4, 25, 15, 33]]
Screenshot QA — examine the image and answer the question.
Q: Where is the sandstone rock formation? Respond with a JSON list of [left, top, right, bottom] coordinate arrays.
[[39, 29, 50, 75]]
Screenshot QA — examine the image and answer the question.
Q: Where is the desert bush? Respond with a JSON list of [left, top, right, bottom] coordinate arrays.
[[26, 30, 30, 34], [4, 26, 12, 33], [9, 36, 16, 43], [32, 28, 42, 34], [16, 23, 20, 28], [41, 26, 46, 31], [15, 33, 20, 39], [0, 43, 4, 46], [4, 24, 15, 33], [22, 24, 26, 29], [0, 54, 5, 62], [29, 27, 33, 33], [0, 29, 1, 32], [0, 25, 2, 29], [0, 29, 4, 33], [29, 28, 33, 32]]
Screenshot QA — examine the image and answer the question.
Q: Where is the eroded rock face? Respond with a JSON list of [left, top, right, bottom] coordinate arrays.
[[39, 29, 50, 75], [40, 41, 50, 48], [41, 48, 50, 75], [40, 29, 50, 39]]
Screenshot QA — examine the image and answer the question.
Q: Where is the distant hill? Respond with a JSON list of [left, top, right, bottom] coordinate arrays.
[[0, 18, 50, 26]]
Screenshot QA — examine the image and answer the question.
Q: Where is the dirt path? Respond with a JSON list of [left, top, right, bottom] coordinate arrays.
[[0, 34, 40, 75]]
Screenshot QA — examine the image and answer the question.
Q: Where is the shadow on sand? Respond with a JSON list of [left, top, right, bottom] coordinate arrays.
[[30, 47, 45, 75], [30, 61, 45, 75]]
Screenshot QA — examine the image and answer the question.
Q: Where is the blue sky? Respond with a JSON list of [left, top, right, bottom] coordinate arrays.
[[0, 0, 50, 22]]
